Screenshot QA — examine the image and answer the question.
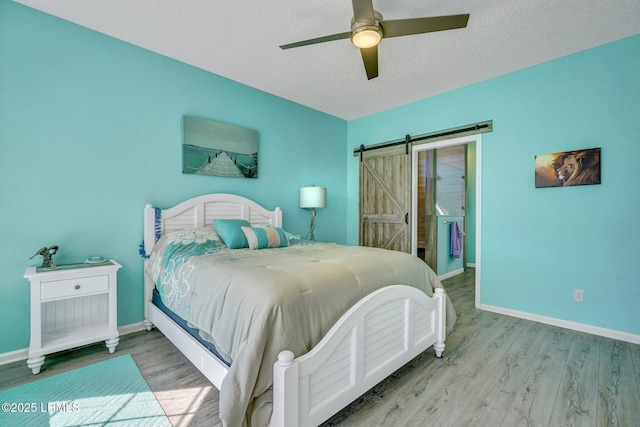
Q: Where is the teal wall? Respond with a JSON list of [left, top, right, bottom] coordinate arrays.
[[0, 1, 347, 354], [348, 34, 640, 336], [1, 0, 638, 356]]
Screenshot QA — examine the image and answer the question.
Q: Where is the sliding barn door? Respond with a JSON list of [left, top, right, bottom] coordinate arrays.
[[359, 144, 411, 253]]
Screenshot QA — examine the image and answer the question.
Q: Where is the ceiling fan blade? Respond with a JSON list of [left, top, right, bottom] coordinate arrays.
[[381, 14, 469, 38], [352, 0, 375, 23], [360, 46, 378, 80], [280, 32, 351, 49]]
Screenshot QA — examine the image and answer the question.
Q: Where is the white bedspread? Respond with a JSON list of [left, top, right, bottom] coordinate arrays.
[[147, 233, 456, 427]]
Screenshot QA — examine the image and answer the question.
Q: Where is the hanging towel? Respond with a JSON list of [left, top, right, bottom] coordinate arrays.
[[450, 220, 465, 259]]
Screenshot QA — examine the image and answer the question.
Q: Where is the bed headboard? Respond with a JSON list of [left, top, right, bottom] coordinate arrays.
[[143, 193, 282, 322]]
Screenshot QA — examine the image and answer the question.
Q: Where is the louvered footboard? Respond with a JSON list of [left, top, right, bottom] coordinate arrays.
[[271, 285, 446, 427]]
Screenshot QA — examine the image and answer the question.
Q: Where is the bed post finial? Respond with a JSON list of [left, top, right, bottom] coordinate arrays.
[[277, 350, 295, 367]]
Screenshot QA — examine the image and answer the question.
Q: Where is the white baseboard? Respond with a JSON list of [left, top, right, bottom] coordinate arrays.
[[118, 321, 147, 336], [467, 263, 476, 268], [479, 303, 640, 345], [0, 322, 149, 366], [438, 268, 464, 281], [0, 348, 29, 366]]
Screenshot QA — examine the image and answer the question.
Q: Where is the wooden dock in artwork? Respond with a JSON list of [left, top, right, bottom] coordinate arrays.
[[195, 152, 244, 177]]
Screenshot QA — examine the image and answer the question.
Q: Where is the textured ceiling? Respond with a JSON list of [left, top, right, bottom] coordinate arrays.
[[14, 0, 640, 120]]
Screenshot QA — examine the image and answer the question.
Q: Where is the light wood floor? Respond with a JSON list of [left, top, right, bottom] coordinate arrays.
[[2, 268, 639, 426]]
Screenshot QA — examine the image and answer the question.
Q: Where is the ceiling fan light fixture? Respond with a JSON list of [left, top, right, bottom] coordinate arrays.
[[351, 26, 382, 49], [281, 4, 470, 80]]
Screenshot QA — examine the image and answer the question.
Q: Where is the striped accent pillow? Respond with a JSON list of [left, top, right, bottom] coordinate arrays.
[[241, 226, 289, 250]]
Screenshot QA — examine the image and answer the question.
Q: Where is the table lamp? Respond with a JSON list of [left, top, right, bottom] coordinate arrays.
[[300, 186, 327, 241]]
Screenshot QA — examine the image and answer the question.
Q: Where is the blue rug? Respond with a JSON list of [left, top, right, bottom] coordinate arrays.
[[0, 355, 171, 426]]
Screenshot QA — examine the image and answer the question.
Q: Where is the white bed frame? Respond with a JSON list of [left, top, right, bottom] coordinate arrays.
[[143, 193, 446, 427]]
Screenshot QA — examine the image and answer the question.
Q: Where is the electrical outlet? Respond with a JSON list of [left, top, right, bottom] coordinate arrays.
[[574, 290, 584, 303]]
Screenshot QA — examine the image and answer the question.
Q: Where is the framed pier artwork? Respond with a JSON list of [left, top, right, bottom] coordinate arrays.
[[182, 116, 259, 178]]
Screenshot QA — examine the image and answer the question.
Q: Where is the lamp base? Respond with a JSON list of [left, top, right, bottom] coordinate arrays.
[[309, 208, 317, 241]]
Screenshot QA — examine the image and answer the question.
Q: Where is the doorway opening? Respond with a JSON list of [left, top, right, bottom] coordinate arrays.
[[412, 135, 482, 294]]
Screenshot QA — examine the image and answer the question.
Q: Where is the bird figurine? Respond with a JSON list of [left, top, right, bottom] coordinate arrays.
[[30, 245, 59, 269]]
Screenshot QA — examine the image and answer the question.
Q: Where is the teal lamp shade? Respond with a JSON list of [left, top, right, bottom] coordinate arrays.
[[299, 186, 327, 209]]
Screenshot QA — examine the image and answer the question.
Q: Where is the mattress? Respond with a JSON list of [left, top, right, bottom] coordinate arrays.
[[152, 287, 231, 366]]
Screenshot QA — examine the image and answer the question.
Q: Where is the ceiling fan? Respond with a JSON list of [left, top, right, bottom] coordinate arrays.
[[279, 0, 470, 80]]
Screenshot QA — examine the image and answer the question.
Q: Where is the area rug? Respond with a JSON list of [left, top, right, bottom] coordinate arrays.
[[0, 354, 171, 426]]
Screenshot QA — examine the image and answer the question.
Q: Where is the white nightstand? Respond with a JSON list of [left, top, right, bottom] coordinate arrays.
[[23, 260, 122, 374]]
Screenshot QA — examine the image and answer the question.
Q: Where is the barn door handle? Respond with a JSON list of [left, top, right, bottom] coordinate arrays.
[[405, 213, 409, 224]]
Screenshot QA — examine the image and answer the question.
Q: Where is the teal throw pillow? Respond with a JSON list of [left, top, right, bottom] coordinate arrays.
[[213, 219, 251, 249]]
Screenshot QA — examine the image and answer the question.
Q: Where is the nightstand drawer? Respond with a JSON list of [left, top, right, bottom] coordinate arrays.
[[42, 275, 109, 301]]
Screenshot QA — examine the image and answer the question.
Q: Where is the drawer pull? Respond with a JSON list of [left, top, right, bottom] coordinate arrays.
[[74, 284, 81, 290]]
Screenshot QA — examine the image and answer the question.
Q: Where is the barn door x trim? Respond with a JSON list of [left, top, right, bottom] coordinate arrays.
[[359, 141, 411, 253]]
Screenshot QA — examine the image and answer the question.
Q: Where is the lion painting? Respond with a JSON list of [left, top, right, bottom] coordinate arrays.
[[535, 148, 600, 188]]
